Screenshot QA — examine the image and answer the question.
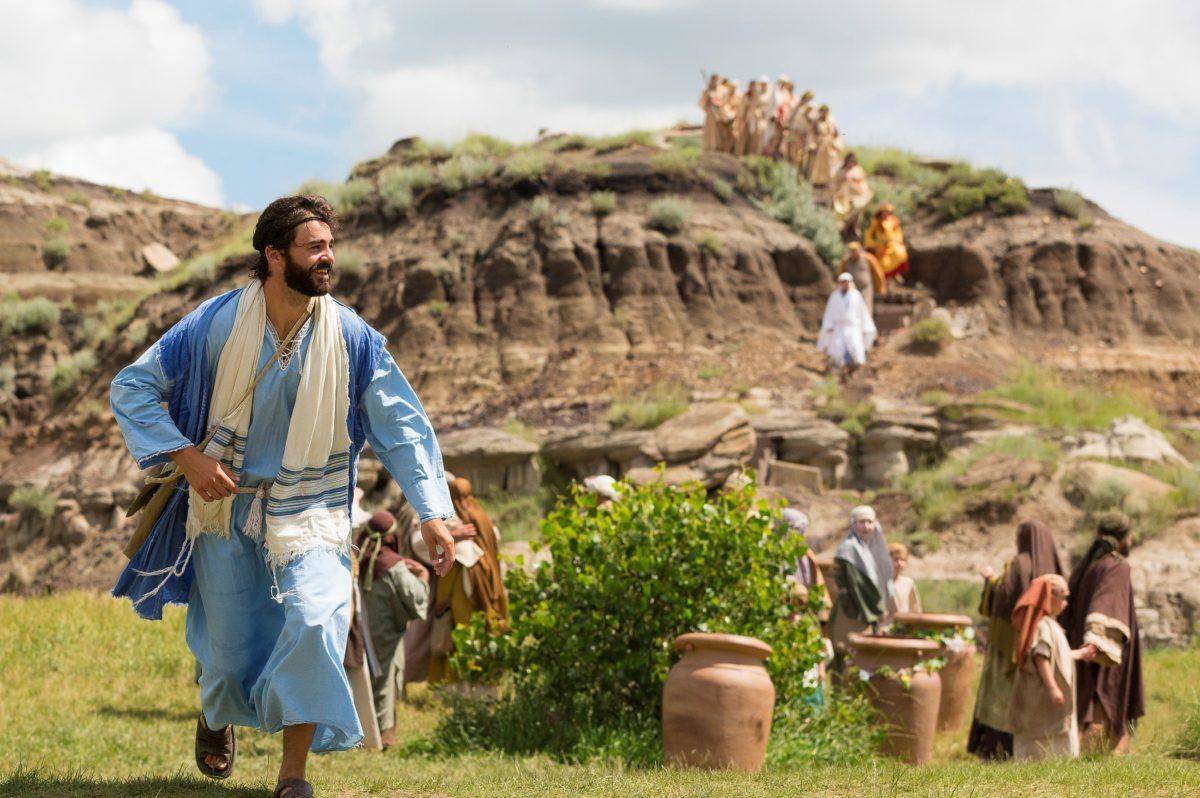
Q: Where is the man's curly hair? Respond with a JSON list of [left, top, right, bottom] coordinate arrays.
[[250, 195, 337, 281]]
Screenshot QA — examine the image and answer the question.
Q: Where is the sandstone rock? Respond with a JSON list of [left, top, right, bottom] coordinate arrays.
[[750, 407, 819, 436], [772, 420, 851, 488], [859, 421, 938, 487], [1063, 415, 1187, 466], [625, 464, 705, 487], [541, 424, 612, 463], [439, 427, 540, 494], [141, 242, 179, 273], [765, 460, 822, 493], [654, 403, 753, 463], [1061, 461, 1175, 509]]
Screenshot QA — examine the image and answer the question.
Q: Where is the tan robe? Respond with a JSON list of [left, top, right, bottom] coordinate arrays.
[[1010, 617, 1080, 760], [809, 116, 845, 186], [832, 163, 874, 221], [889, 575, 922, 615]]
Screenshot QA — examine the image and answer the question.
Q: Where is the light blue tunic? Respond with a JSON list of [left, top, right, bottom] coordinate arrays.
[[110, 299, 453, 751]]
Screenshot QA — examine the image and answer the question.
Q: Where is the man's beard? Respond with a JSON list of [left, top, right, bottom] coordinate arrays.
[[283, 251, 331, 297]]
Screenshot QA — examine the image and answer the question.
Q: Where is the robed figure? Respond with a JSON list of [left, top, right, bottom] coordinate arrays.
[[1061, 513, 1145, 754], [829, 505, 893, 656], [817, 273, 877, 373]]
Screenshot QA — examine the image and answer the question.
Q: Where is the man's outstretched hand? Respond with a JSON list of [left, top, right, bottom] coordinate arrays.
[[421, 518, 455, 577]]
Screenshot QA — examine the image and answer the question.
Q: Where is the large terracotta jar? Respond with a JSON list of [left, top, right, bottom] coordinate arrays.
[[847, 632, 941, 765], [662, 632, 775, 772], [893, 612, 977, 733]]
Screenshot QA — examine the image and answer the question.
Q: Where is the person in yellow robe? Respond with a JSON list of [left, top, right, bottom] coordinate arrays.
[[865, 202, 909, 282]]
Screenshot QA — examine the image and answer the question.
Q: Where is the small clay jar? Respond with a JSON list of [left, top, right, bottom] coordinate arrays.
[[662, 632, 775, 772], [893, 611, 977, 733], [848, 632, 942, 765]]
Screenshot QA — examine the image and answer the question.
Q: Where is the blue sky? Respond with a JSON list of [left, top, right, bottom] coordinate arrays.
[[4, 0, 1198, 247]]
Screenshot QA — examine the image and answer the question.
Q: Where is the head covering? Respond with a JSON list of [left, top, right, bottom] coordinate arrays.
[[992, 519, 1064, 620], [1012, 574, 1068, 668], [779, 508, 809, 536], [835, 505, 893, 601], [851, 505, 876, 522], [800, 90, 814, 102], [355, 509, 401, 588], [584, 474, 622, 503], [449, 477, 510, 631], [837, 272, 854, 283], [1068, 512, 1132, 601]]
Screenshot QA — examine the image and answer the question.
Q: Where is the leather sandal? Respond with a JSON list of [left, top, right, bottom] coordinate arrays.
[[273, 777, 315, 797], [195, 711, 236, 779]]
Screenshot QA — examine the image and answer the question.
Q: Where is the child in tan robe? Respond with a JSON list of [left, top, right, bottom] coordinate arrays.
[[888, 542, 922, 615]]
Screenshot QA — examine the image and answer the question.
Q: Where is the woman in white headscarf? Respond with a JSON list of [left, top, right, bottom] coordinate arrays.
[[777, 508, 832, 623], [829, 505, 894, 655]]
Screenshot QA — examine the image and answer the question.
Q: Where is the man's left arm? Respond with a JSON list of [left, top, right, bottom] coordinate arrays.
[[360, 348, 456, 575]]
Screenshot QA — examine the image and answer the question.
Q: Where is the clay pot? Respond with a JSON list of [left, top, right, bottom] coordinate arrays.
[[847, 633, 941, 765], [893, 611, 977, 733], [662, 632, 775, 772]]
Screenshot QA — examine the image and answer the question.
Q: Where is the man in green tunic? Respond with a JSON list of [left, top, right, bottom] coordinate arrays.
[[829, 505, 894, 658]]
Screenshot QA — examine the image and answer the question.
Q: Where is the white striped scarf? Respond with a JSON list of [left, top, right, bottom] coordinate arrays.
[[187, 281, 351, 568]]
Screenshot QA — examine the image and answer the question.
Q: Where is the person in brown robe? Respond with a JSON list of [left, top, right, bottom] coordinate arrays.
[[1062, 512, 1145, 754], [449, 477, 510, 632], [968, 519, 1064, 760]]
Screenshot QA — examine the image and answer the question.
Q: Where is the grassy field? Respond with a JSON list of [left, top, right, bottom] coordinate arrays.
[[2, 593, 1199, 797]]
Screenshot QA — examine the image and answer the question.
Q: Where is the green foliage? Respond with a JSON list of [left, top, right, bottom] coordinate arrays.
[[122, 319, 149, 347], [408, 137, 451, 161], [0, 364, 15, 396], [0, 294, 60, 337], [64, 190, 90, 208], [908, 316, 952, 352], [710, 176, 733, 202], [453, 132, 515, 159], [378, 165, 433, 213], [607, 382, 690, 429], [589, 190, 616, 217], [754, 162, 844, 267], [915, 579, 984, 622], [1052, 188, 1087, 219], [425, 300, 446, 317], [32, 169, 52, 190], [478, 487, 555, 544], [648, 148, 699, 176], [9, 485, 56, 519], [931, 165, 1029, 221], [984, 362, 1164, 432], [49, 350, 97, 400], [697, 231, 723, 256], [544, 134, 590, 152], [296, 177, 372, 214], [696, 363, 725, 381], [1172, 687, 1200, 760], [814, 376, 874, 436], [504, 151, 550, 181], [42, 237, 70, 267], [645, 197, 689, 233], [766, 694, 881, 766], [445, 477, 826, 761], [437, 156, 496, 192], [529, 195, 552, 219], [43, 217, 69, 235], [591, 130, 656, 154], [574, 161, 612, 180], [334, 247, 364, 276]]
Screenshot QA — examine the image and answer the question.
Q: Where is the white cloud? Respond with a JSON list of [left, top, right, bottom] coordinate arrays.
[[21, 129, 224, 207], [0, 0, 222, 204]]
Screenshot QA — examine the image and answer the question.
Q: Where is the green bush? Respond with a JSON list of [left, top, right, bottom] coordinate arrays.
[[453, 132, 515, 159], [32, 170, 52, 190], [574, 161, 612, 180], [9, 485, 56, 519], [908, 317, 952, 352], [438, 156, 496, 192], [649, 148, 699, 177], [1052, 188, 1086, 219], [591, 130, 656, 154], [335, 248, 364, 276], [0, 363, 15, 395], [529, 195, 552, 219], [645, 197, 689, 234], [754, 162, 844, 267], [589, 191, 616, 217], [544, 134, 590, 152], [378, 165, 433, 213], [65, 190, 90, 208], [697, 232, 723, 256], [295, 178, 372, 214], [445, 476, 827, 762], [607, 382, 690, 430], [49, 350, 97, 399], [932, 165, 1029, 221], [710, 176, 733, 202], [0, 294, 60, 337], [984, 362, 1164, 432], [42, 237, 70, 267], [504, 151, 550, 181], [44, 217, 69, 235]]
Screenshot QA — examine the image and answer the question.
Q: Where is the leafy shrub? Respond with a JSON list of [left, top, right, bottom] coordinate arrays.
[[123, 319, 149, 347], [378, 165, 433, 213], [931, 165, 1029, 221], [504, 151, 550, 181], [333, 178, 372, 213], [591, 129, 656, 154], [529, 195, 552, 219], [607, 382, 689, 430], [649, 148, 698, 176], [445, 477, 826, 762], [545, 134, 590, 152], [589, 191, 616, 217], [645, 197, 689, 233], [754, 162, 844, 267], [42, 237, 70, 267], [32, 170, 52, 190], [697, 232, 723, 256], [65, 190, 90, 208], [49, 350, 97, 399], [710, 176, 733, 202], [908, 316, 952, 353], [1052, 188, 1087, 220], [409, 138, 450, 161], [9, 485, 56, 519], [453, 132, 515, 159], [44, 217, 69, 235], [437, 156, 495, 192], [0, 295, 60, 337], [574, 161, 612, 180]]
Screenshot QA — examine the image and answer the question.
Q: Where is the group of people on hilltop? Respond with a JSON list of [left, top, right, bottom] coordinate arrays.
[[698, 73, 845, 187], [790, 501, 1144, 761]]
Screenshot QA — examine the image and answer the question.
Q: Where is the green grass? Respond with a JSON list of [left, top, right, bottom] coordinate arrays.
[[8, 485, 56, 519], [453, 132, 515, 159], [589, 191, 617, 217], [591, 129, 656, 154], [2, 592, 1199, 796], [503, 150, 551, 181], [813, 376, 874, 436], [437, 156, 496, 192], [42, 237, 70, 267], [378, 165, 434, 213], [932, 164, 1029, 221], [984, 362, 1164, 433], [648, 148, 699, 177], [0, 294, 60, 337], [907, 317, 952, 353], [697, 232, 723, 256], [49, 350, 97, 399], [1052, 188, 1087, 219], [914, 579, 982, 624], [645, 197, 689, 234], [607, 382, 690, 430]]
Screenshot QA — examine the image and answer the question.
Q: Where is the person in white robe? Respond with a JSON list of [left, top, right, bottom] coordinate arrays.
[[817, 273, 877, 374]]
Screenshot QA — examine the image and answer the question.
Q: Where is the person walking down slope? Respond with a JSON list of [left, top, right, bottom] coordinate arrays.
[[865, 203, 909, 284], [817, 273, 877, 376]]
